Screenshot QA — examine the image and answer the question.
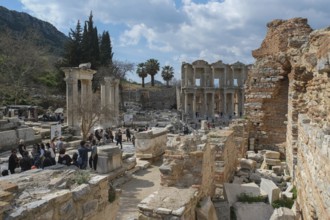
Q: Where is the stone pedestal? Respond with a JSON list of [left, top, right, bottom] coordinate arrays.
[[97, 146, 122, 174], [135, 128, 168, 159]]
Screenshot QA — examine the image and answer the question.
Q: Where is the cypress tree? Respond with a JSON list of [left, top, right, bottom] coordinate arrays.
[[64, 20, 82, 66], [99, 31, 113, 66]]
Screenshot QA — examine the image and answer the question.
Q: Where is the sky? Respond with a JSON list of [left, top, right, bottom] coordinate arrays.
[[1, 0, 330, 83]]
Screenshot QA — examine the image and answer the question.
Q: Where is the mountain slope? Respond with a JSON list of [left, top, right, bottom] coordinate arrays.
[[0, 6, 68, 56]]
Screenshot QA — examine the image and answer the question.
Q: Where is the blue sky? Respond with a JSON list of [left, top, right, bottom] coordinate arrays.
[[1, 0, 330, 83]]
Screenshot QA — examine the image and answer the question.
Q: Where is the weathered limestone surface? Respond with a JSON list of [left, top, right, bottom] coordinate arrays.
[[135, 128, 168, 159], [295, 114, 330, 219], [260, 178, 280, 204], [245, 17, 330, 219], [233, 202, 274, 220], [224, 182, 267, 206], [137, 187, 198, 220], [97, 146, 122, 174], [0, 168, 120, 220]]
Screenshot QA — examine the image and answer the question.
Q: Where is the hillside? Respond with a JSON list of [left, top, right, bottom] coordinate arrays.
[[0, 6, 68, 56]]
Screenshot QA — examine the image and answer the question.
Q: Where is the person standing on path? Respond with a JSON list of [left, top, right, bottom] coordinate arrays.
[[89, 139, 98, 170], [116, 129, 123, 149], [126, 128, 131, 142], [77, 140, 92, 169]]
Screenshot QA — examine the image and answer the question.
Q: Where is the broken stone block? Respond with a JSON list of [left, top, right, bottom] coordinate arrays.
[[265, 158, 282, 166], [247, 151, 264, 162], [270, 207, 295, 220], [249, 173, 262, 184], [224, 183, 267, 206], [265, 150, 280, 159], [232, 176, 244, 184], [272, 166, 282, 175], [260, 178, 281, 204], [233, 202, 274, 220], [240, 158, 257, 171], [195, 197, 218, 220], [97, 146, 122, 174]]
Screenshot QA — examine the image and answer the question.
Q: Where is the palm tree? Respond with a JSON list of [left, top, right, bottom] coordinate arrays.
[[136, 63, 148, 87], [161, 65, 174, 87], [145, 59, 160, 86]]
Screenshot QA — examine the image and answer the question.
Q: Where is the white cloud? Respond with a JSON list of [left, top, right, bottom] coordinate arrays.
[[18, 0, 330, 82]]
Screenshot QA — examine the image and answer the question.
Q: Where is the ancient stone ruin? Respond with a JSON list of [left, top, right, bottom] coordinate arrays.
[[0, 17, 329, 220]]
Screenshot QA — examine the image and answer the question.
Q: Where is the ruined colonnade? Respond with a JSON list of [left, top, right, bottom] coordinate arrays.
[[62, 65, 120, 135]]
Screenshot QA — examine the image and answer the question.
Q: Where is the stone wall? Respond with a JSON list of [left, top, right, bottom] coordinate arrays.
[[138, 122, 247, 219], [0, 168, 120, 220], [0, 118, 41, 152], [296, 115, 330, 219], [245, 17, 330, 219], [121, 86, 176, 110], [245, 18, 313, 154]]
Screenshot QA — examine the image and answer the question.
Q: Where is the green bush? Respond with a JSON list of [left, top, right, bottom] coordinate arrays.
[[72, 170, 90, 185], [108, 185, 116, 203], [237, 193, 266, 203], [272, 198, 294, 209]]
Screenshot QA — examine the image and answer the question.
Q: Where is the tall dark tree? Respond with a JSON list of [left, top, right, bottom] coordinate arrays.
[[99, 31, 113, 66], [136, 63, 147, 87], [64, 20, 82, 66], [81, 12, 99, 68], [145, 58, 159, 86], [161, 65, 174, 87]]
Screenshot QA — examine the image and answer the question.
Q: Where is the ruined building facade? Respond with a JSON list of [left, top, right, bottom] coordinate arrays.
[[245, 18, 330, 219], [178, 60, 248, 122]]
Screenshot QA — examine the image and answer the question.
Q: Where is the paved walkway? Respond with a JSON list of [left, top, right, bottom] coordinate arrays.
[[116, 159, 162, 220]]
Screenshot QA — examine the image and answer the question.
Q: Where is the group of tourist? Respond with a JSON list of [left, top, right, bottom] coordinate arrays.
[[2, 138, 80, 176], [2, 126, 137, 177]]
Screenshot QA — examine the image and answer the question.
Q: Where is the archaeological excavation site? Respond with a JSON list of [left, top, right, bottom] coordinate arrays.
[[0, 17, 329, 220]]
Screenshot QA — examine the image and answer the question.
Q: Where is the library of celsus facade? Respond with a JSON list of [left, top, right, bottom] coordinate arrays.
[[178, 60, 249, 122]]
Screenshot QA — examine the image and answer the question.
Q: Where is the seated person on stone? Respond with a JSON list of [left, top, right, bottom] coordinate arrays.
[[8, 149, 19, 174], [20, 151, 34, 172], [71, 152, 79, 167], [1, 169, 9, 176], [58, 148, 72, 166], [42, 151, 54, 168]]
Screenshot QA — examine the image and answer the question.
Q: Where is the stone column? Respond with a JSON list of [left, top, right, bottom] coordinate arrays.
[[223, 90, 227, 115], [231, 93, 235, 116], [63, 69, 79, 130], [204, 92, 208, 118], [184, 65, 188, 87], [114, 79, 120, 124], [101, 77, 112, 127], [184, 92, 188, 115], [238, 90, 243, 116], [79, 69, 95, 135], [211, 92, 215, 117], [192, 93, 196, 120]]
